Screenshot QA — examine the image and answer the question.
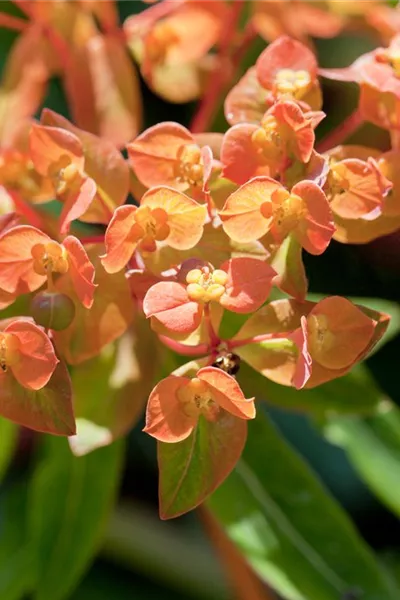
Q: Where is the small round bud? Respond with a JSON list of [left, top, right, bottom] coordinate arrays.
[[31, 291, 76, 331]]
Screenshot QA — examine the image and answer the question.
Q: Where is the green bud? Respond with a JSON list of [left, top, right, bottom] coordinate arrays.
[[30, 291, 76, 331]]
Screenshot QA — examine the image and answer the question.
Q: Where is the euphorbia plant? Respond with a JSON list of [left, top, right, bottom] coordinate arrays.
[[1, 1, 400, 599]]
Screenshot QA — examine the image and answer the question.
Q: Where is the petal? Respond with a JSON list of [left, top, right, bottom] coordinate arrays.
[[143, 376, 196, 443], [289, 317, 312, 390], [221, 123, 272, 185], [142, 186, 206, 250], [101, 205, 139, 274], [0, 225, 49, 294], [5, 321, 59, 390], [29, 123, 84, 177], [308, 296, 375, 370], [201, 145, 214, 193], [271, 101, 315, 162], [224, 66, 271, 126], [256, 35, 318, 89], [143, 281, 202, 334], [219, 177, 282, 243], [220, 257, 276, 313], [63, 236, 96, 309], [128, 121, 194, 189], [59, 176, 97, 235], [197, 367, 255, 420], [292, 180, 334, 254]]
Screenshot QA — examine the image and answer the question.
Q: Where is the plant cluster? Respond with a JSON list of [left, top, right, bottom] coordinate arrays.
[[0, 0, 399, 526]]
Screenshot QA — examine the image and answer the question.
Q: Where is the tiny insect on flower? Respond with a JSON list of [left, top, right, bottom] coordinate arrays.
[[143, 366, 255, 443]]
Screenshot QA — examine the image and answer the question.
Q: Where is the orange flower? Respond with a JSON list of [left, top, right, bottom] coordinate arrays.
[[221, 101, 322, 185], [326, 157, 392, 220], [225, 35, 322, 126], [219, 176, 334, 255], [29, 123, 97, 234], [143, 366, 255, 443], [143, 258, 276, 335], [101, 186, 207, 274], [290, 296, 375, 389], [127, 121, 218, 193], [0, 225, 96, 308], [0, 319, 58, 390]]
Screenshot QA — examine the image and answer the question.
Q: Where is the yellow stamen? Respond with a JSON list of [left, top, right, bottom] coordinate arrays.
[[0, 332, 20, 372], [174, 143, 204, 187], [177, 377, 219, 420], [186, 267, 228, 303], [31, 241, 69, 277]]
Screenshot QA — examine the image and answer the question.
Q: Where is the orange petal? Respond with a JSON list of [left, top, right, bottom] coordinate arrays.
[[29, 123, 85, 177], [221, 123, 272, 185], [197, 367, 255, 420], [141, 186, 206, 250], [256, 36, 318, 90], [128, 121, 194, 189], [144, 376, 197, 442], [308, 296, 375, 370], [101, 205, 139, 274], [59, 176, 97, 235], [143, 281, 202, 334], [219, 176, 281, 243], [63, 236, 96, 309], [220, 257, 276, 313], [0, 225, 49, 294], [292, 180, 334, 255], [5, 321, 59, 390]]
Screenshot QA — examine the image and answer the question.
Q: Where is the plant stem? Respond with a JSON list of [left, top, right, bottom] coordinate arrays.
[[204, 303, 220, 349], [158, 335, 210, 357], [0, 12, 28, 32], [316, 110, 364, 153], [228, 332, 285, 350], [190, 0, 245, 133]]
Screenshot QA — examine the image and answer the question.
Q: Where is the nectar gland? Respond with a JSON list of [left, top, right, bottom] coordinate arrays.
[[186, 266, 228, 303], [274, 68, 311, 99], [174, 144, 204, 187], [0, 333, 19, 372], [133, 205, 170, 253], [177, 377, 219, 420], [47, 155, 81, 196]]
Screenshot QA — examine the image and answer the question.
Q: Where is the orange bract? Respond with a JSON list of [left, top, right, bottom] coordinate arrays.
[[144, 366, 255, 443], [101, 186, 207, 274], [0, 225, 96, 308], [219, 176, 334, 255], [0, 319, 58, 390]]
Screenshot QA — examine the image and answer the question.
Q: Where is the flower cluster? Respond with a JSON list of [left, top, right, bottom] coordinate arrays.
[[0, 0, 397, 517]]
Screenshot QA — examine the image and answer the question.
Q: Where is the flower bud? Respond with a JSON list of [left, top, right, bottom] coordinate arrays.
[[30, 291, 76, 331]]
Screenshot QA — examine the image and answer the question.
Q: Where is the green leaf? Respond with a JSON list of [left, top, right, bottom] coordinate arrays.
[[0, 483, 34, 600], [158, 413, 247, 519], [0, 417, 17, 481], [0, 361, 75, 436], [325, 402, 400, 519], [238, 361, 383, 416], [208, 410, 397, 600], [29, 436, 124, 600]]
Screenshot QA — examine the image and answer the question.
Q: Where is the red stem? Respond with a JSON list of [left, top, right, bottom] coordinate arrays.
[[0, 12, 28, 32], [316, 110, 364, 153], [204, 303, 220, 349], [158, 335, 210, 357], [190, 0, 245, 133], [79, 235, 105, 245]]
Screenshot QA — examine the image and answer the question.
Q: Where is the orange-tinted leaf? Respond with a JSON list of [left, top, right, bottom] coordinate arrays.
[[29, 123, 84, 177], [59, 175, 97, 234], [63, 236, 96, 309], [0, 225, 49, 294], [5, 320, 59, 390], [0, 358, 75, 436], [290, 316, 312, 389], [53, 245, 134, 364], [292, 180, 334, 255], [143, 281, 202, 335], [221, 123, 272, 185], [197, 367, 255, 419], [158, 411, 247, 518], [144, 376, 197, 443], [220, 257, 275, 313], [224, 67, 272, 126], [269, 234, 308, 300], [101, 205, 138, 274]]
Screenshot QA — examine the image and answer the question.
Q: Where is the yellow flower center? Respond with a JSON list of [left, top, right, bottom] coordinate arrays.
[[327, 163, 350, 197], [31, 241, 69, 276], [133, 205, 170, 253], [47, 155, 81, 196], [0, 153, 42, 197], [145, 22, 179, 64], [174, 143, 204, 187], [251, 115, 283, 161], [307, 314, 336, 363], [186, 266, 228, 303], [274, 68, 311, 98], [0, 332, 20, 372], [272, 189, 305, 236], [177, 377, 219, 420]]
